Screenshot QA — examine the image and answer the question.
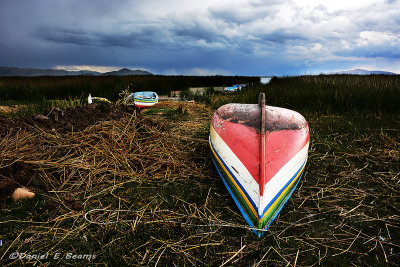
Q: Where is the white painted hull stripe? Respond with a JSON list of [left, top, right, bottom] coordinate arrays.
[[210, 140, 259, 214], [260, 142, 309, 212], [262, 160, 306, 215], [211, 156, 258, 235], [210, 125, 260, 207]]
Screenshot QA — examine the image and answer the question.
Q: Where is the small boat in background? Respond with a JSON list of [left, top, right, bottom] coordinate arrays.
[[209, 93, 310, 237], [125, 91, 158, 108], [224, 85, 239, 92], [223, 84, 247, 93]]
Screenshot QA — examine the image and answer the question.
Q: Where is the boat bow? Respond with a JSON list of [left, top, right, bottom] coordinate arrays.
[[209, 93, 310, 237]]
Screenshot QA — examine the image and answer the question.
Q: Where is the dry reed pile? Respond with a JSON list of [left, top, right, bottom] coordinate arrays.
[[0, 102, 399, 266]]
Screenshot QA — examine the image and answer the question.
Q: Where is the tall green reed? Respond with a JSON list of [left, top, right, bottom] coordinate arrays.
[[206, 75, 400, 115]]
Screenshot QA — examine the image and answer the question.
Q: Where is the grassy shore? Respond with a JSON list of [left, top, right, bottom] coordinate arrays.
[[0, 75, 399, 265]]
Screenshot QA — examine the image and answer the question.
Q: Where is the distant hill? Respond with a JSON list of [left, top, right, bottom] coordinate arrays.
[[101, 68, 153, 76], [0, 67, 152, 77], [334, 69, 397, 75], [0, 67, 100, 76]]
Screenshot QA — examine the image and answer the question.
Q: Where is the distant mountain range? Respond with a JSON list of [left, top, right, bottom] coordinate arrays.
[[102, 68, 153, 76], [0, 67, 153, 77], [332, 69, 397, 75]]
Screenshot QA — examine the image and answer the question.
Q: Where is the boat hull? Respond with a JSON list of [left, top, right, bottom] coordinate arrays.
[[125, 91, 158, 109], [133, 99, 158, 109], [209, 103, 309, 237]]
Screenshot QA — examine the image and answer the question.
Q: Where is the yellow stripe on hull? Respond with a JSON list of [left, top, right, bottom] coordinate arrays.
[[209, 141, 259, 219]]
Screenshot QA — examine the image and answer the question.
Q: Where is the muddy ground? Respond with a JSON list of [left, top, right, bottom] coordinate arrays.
[[0, 103, 138, 137]]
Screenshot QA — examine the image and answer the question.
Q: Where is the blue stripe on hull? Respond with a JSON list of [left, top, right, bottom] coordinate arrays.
[[259, 174, 303, 237], [211, 156, 259, 236], [210, 139, 307, 237], [210, 141, 259, 216], [262, 160, 306, 215]]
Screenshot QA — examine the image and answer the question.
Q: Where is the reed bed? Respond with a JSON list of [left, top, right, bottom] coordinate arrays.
[[0, 75, 258, 103], [206, 75, 400, 115], [0, 100, 399, 265], [1, 98, 86, 118]]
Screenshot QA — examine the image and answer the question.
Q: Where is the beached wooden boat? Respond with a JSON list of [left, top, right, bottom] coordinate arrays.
[[223, 84, 246, 93], [209, 93, 310, 237], [125, 91, 158, 108]]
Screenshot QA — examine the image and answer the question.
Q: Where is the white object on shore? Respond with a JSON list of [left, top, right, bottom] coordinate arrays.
[[12, 188, 35, 202], [88, 93, 111, 104]]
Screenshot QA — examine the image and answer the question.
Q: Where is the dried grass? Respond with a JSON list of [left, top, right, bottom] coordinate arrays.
[[0, 102, 399, 266]]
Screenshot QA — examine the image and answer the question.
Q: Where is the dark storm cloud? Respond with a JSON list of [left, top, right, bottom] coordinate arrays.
[[36, 26, 166, 49], [259, 31, 308, 44], [174, 24, 220, 45], [1, 0, 400, 74], [37, 28, 94, 46]]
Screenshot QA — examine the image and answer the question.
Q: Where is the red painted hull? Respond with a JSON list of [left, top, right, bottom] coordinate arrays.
[[211, 104, 309, 194], [135, 104, 152, 109], [209, 100, 310, 236]]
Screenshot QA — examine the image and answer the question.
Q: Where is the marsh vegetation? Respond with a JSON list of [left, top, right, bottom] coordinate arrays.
[[0, 74, 399, 266]]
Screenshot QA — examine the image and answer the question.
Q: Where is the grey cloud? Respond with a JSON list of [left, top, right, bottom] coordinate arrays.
[[36, 28, 94, 46], [337, 44, 400, 59], [174, 24, 218, 44], [35, 24, 172, 50], [171, 19, 233, 49], [259, 31, 308, 44], [208, 0, 283, 25], [2, 0, 400, 75]]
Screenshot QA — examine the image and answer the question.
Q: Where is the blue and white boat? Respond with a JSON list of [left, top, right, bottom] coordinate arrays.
[[125, 91, 158, 108]]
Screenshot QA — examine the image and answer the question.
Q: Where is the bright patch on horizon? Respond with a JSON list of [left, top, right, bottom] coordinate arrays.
[[55, 65, 121, 73]]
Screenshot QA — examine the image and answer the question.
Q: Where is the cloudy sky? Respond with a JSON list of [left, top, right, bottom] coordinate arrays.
[[1, 0, 399, 75]]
